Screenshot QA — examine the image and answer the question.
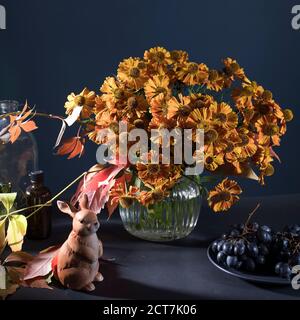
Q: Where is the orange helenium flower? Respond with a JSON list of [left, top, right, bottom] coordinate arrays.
[[208, 178, 242, 212], [144, 74, 171, 102], [117, 57, 148, 90], [64, 88, 95, 118]]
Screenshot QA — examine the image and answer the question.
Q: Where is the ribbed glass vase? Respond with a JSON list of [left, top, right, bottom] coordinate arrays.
[[119, 176, 201, 241]]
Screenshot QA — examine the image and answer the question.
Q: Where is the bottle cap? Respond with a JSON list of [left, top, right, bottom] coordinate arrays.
[[29, 170, 44, 184]]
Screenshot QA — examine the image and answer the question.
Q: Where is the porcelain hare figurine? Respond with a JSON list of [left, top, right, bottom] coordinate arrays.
[[56, 195, 103, 291]]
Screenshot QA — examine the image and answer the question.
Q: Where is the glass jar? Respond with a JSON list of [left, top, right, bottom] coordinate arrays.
[[0, 100, 38, 200], [119, 176, 202, 241]]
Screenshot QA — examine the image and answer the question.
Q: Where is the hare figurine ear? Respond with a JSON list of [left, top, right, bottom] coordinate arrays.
[[57, 201, 78, 218], [79, 194, 89, 210]]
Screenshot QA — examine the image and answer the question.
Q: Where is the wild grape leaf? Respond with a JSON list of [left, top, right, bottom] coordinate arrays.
[[8, 126, 22, 144], [83, 165, 125, 192], [0, 192, 17, 213], [23, 275, 53, 290], [6, 266, 53, 290], [68, 139, 85, 159], [23, 246, 60, 280], [7, 215, 27, 252], [0, 219, 6, 254], [20, 120, 38, 133], [8, 103, 38, 144], [56, 137, 85, 159], [0, 283, 19, 300], [86, 179, 116, 214], [4, 251, 34, 265], [0, 266, 19, 299], [71, 164, 105, 204], [71, 163, 127, 214], [6, 266, 24, 284]]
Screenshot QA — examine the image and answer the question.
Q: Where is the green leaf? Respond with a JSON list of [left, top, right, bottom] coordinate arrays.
[[198, 175, 219, 184], [7, 215, 27, 252], [0, 193, 17, 213]]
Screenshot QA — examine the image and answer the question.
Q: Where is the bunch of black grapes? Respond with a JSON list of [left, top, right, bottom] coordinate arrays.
[[212, 222, 300, 279], [272, 225, 300, 279], [212, 222, 273, 272]]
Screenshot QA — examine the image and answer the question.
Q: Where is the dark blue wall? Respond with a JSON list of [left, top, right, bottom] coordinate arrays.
[[0, 0, 299, 197]]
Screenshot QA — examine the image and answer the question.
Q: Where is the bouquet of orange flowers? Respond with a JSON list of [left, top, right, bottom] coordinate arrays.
[[58, 46, 293, 214], [1, 47, 292, 215]]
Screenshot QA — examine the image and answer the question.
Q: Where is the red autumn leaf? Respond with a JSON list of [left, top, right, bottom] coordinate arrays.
[[56, 137, 85, 159], [23, 246, 60, 281], [7, 266, 53, 290], [83, 165, 125, 192], [6, 266, 25, 284], [4, 251, 34, 265], [23, 277, 53, 290], [71, 164, 105, 205], [51, 254, 58, 274], [71, 163, 128, 214], [85, 179, 116, 213]]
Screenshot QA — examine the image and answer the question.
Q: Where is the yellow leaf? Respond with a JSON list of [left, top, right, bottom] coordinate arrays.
[[7, 215, 27, 252], [0, 219, 5, 253], [0, 193, 17, 213]]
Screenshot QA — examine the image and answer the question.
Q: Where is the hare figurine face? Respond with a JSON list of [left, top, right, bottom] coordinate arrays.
[[56, 195, 104, 291], [73, 209, 100, 236], [57, 196, 100, 235]]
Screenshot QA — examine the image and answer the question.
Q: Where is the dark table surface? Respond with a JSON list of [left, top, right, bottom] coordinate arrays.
[[8, 193, 300, 300]]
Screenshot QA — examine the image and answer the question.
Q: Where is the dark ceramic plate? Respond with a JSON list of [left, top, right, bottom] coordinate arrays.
[[207, 243, 290, 285]]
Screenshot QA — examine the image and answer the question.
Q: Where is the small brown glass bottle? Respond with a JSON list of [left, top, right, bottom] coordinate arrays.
[[26, 171, 52, 240]]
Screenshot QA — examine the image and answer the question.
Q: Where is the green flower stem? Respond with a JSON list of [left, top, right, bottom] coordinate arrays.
[[0, 111, 63, 121], [26, 171, 86, 219], [183, 174, 203, 193], [26, 168, 101, 219], [0, 111, 95, 126], [8, 203, 51, 216]]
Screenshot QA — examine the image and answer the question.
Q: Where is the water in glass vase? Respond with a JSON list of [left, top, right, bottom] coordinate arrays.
[[119, 176, 202, 241]]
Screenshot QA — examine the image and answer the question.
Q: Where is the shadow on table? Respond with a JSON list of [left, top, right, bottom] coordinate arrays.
[[83, 260, 204, 300]]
